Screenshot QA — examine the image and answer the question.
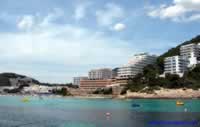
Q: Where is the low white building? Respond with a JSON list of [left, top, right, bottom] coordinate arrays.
[[23, 85, 51, 94], [164, 56, 188, 77], [117, 53, 157, 79]]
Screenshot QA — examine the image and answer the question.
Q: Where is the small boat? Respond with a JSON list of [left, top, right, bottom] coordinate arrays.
[[176, 100, 184, 106], [22, 97, 29, 102], [132, 104, 140, 107]]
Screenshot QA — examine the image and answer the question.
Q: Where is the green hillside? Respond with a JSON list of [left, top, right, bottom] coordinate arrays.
[[0, 75, 11, 86], [157, 35, 200, 72], [0, 73, 40, 86]]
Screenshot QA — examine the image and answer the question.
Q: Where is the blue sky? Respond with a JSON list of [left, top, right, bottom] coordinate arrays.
[[0, 0, 200, 83]]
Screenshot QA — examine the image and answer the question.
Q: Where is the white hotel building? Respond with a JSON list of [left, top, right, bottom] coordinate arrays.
[[164, 43, 200, 76], [117, 53, 157, 79], [164, 56, 187, 77], [180, 43, 200, 67], [88, 68, 112, 80]]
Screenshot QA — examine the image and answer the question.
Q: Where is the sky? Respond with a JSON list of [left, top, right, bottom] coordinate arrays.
[[0, 0, 200, 83]]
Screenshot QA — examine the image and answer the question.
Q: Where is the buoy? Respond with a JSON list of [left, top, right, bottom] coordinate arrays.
[[106, 112, 111, 116], [184, 108, 187, 112]]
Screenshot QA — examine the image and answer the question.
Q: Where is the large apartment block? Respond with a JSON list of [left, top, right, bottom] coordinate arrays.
[[180, 43, 200, 67], [88, 68, 112, 80], [117, 53, 157, 79], [164, 56, 187, 77]]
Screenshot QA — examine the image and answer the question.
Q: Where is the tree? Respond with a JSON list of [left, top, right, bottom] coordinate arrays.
[[127, 73, 146, 92], [93, 88, 112, 95], [187, 64, 200, 81], [52, 87, 71, 96], [165, 74, 185, 88], [143, 64, 159, 86]]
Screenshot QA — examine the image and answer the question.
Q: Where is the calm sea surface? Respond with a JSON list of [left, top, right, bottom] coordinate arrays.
[[0, 96, 200, 127]]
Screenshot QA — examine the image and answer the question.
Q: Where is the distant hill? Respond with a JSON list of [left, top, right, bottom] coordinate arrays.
[[0, 73, 40, 87], [0, 75, 11, 86], [157, 35, 200, 72]]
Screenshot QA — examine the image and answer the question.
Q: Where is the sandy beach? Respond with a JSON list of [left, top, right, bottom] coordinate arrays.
[[121, 88, 200, 99]]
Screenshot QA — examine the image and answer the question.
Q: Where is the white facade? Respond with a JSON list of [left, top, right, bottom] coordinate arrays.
[[23, 85, 51, 94], [88, 68, 112, 80], [73, 77, 88, 86], [164, 56, 187, 77], [117, 53, 157, 79], [180, 43, 200, 67]]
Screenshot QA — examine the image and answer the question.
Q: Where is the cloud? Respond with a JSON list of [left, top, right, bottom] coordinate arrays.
[[17, 15, 35, 30], [96, 3, 125, 26], [187, 14, 200, 21], [147, 0, 200, 22], [40, 8, 64, 26], [0, 10, 133, 83], [74, 2, 91, 20], [17, 8, 64, 30], [113, 23, 126, 31]]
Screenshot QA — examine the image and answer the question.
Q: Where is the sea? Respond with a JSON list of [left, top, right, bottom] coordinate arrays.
[[0, 95, 200, 127]]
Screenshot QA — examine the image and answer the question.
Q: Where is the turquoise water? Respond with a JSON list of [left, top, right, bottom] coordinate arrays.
[[0, 96, 200, 126], [2, 96, 200, 112]]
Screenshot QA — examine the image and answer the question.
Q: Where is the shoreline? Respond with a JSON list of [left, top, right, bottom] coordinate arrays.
[[0, 88, 200, 99], [0, 93, 200, 100], [118, 96, 200, 99]]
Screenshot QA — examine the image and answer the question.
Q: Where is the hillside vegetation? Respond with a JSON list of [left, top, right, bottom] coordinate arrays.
[[124, 35, 200, 94], [124, 64, 200, 94], [0, 75, 11, 86]]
